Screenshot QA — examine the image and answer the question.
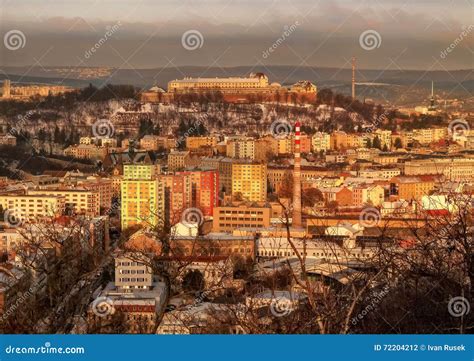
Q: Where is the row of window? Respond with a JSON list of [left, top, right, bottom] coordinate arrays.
[[119, 277, 147, 282]]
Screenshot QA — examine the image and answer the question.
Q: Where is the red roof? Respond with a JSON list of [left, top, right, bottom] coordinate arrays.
[[426, 209, 450, 216]]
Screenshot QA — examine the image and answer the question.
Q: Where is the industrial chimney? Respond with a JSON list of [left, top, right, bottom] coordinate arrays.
[[292, 121, 302, 228]]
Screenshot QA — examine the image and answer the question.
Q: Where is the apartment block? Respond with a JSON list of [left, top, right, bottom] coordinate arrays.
[[232, 161, 267, 202], [212, 204, 271, 232]]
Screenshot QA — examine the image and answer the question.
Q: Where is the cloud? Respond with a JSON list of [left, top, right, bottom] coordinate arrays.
[[0, 0, 472, 70]]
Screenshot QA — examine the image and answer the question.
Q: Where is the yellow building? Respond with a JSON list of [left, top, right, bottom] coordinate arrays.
[[123, 164, 157, 180], [121, 164, 164, 230], [168, 73, 270, 93], [374, 129, 392, 149], [232, 161, 267, 202], [64, 144, 108, 160], [0, 194, 65, 221], [391, 176, 437, 201], [212, 204, 270, 233], [186, 136, 217, 150], [311, 132, 331, 152], [27, 188, 100, 217]]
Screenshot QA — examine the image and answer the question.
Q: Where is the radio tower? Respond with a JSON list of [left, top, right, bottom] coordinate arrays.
[[351, 56, 356, 100], [292, 121, 302, 228]]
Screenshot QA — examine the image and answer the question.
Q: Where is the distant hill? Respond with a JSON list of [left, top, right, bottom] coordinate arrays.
[[0, 65, 472, 104]]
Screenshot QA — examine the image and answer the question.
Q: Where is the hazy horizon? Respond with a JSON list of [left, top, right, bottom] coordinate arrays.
[[1, 0, 473, 71]]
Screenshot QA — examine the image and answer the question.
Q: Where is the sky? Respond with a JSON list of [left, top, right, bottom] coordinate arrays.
[[0, 0, 473, 70]]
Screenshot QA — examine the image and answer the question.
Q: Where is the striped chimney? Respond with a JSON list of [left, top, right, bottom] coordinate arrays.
[[292, 121, 302, 228]]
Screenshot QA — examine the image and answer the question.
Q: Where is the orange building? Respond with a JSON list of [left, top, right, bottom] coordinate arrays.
[[160, 174, 192, 226], [390, 175, 438, 201], [176, 167, 219, 217]]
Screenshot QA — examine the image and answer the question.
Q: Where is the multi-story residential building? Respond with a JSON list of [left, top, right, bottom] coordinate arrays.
[[168, 151, 190, 171], [27, 188, 99, 216], [330, 131, 363, 150], [276, 134, 311, 155], [267, 165, 331, 193], [176, 168, 219, 217], [100, 138, 118, 147], [226, 137, 255, 159], [139, 135, 160, 151], [320, 187, 353, 207], [373, 153, 402, 165], [277, 137, 292, 155], [121, 164, 165, 230], [403, 158, 474, 180], [64, 144, 108, 160], [200, 157, 234, 194], [351, 184, 385, 207], [186, 136, 217, 150], [123, 164, 158, 180], [311, 132, 331, 152], [391, 175, 438, 201], [374, 129, 392, 149], [160, 173, 192, 226], [88, 253, 167, 334], [114, 254, 153, 289], [77, 177, 113, 210], [168, 73, 271, 93], [232, 161, 267, 202], [212, 204, 271, 233], [0, 194, 65, 221], [358, 168, 401, 179]]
